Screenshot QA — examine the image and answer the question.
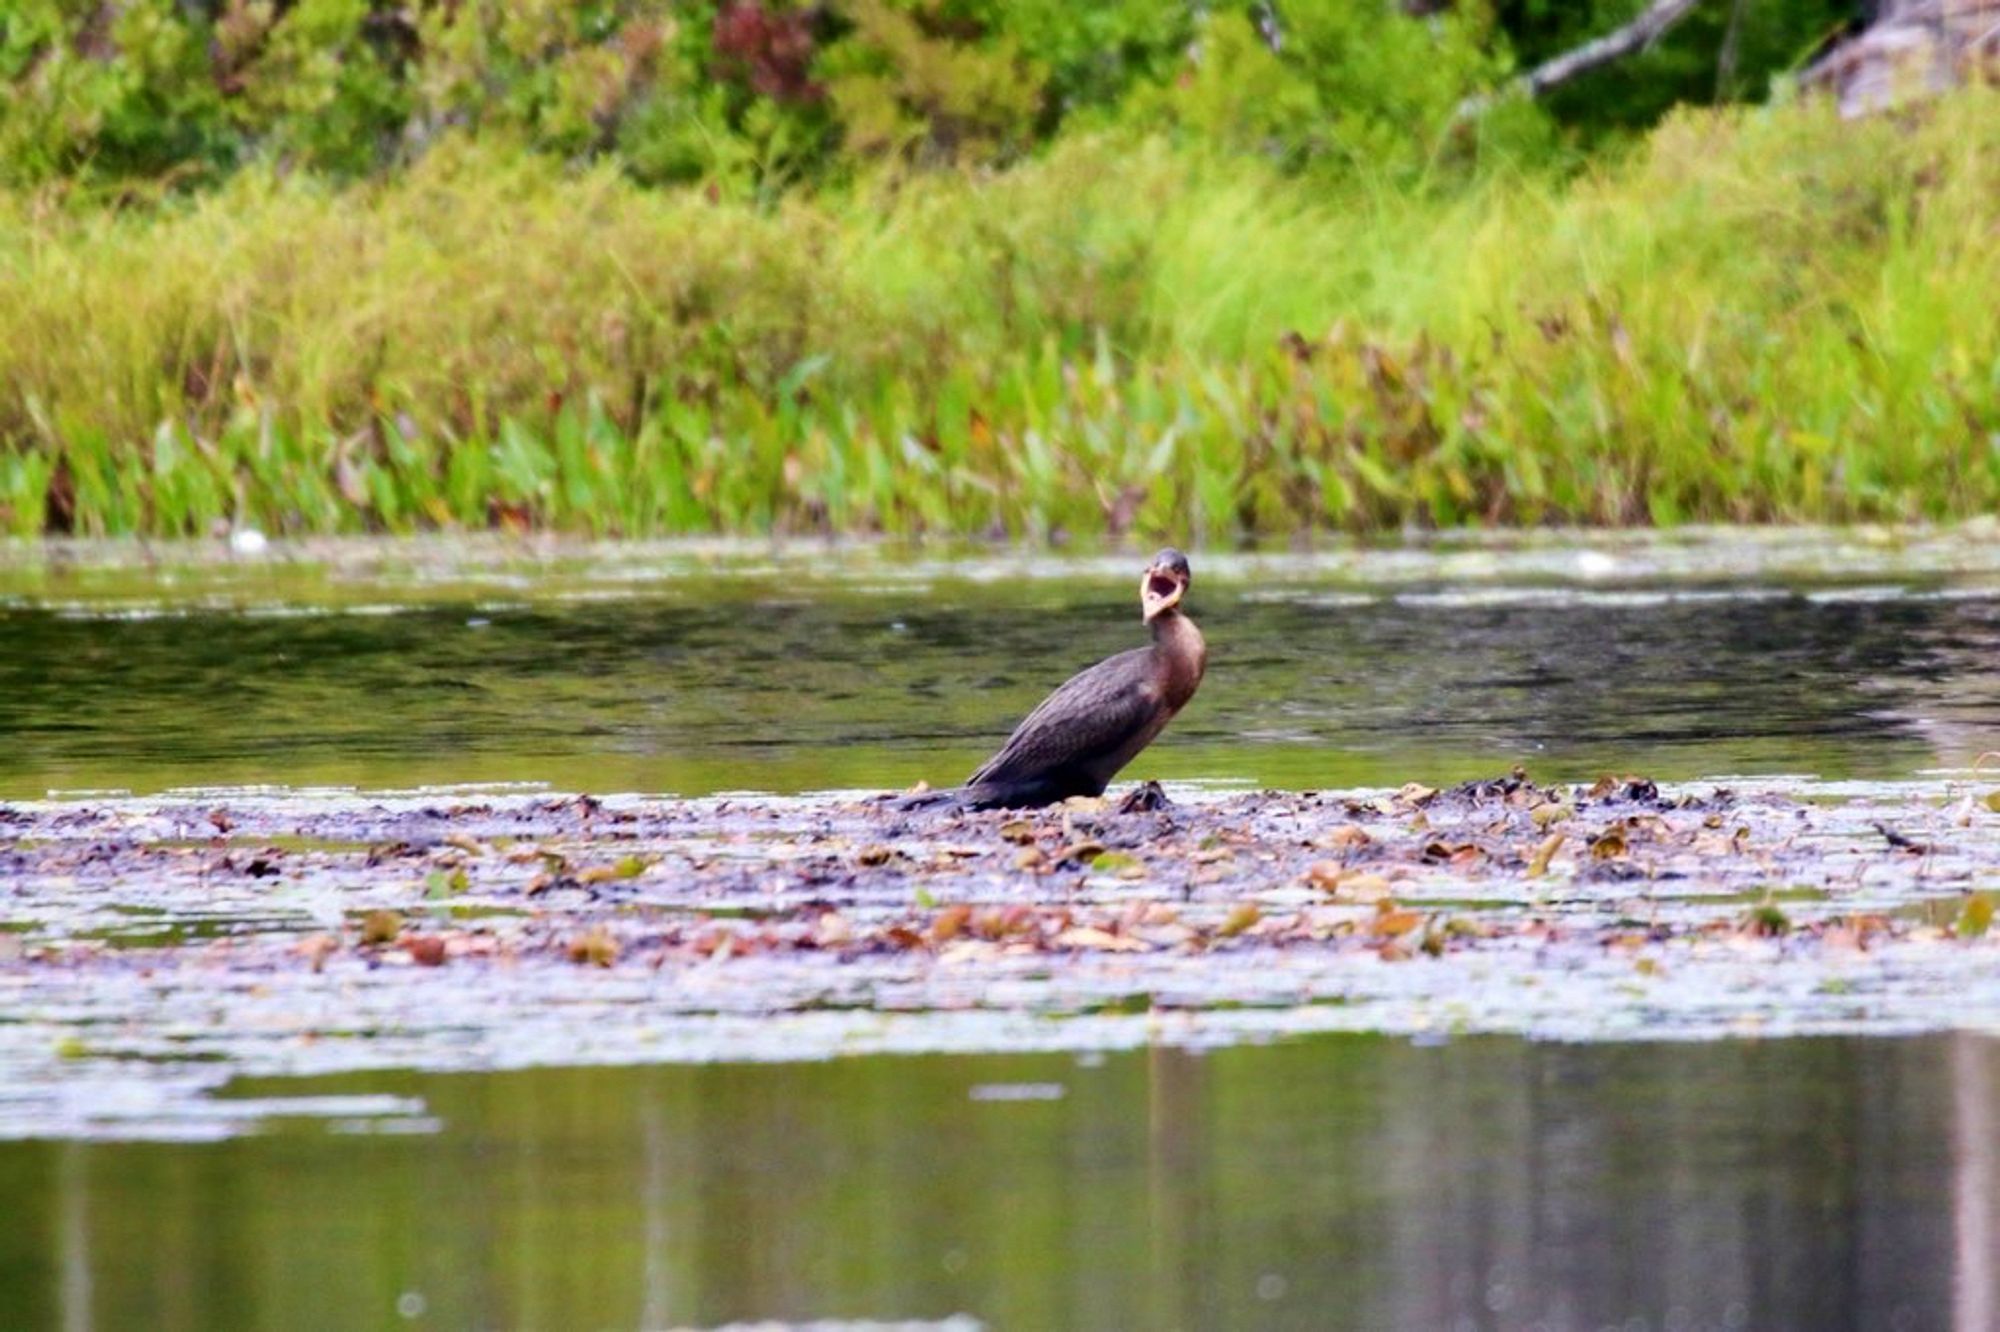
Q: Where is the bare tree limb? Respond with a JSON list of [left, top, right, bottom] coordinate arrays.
[[1519, 0, 1708, 96], [1459, 0, 1711, 117]]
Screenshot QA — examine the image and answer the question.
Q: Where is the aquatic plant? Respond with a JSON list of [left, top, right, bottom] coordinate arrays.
[[2, 87, 1999, 538]]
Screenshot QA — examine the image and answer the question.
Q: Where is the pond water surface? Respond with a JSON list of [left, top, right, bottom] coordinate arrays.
[[7, 533, 2000, 1329], [3, 1033, 1992, 1330], [7, 532, 2000, 798]]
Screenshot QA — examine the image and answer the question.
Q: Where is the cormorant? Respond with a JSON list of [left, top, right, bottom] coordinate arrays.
[[954, 548, 1206, 810]]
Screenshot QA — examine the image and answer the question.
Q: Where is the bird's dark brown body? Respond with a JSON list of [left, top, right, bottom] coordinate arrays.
[[958, 550, 1206, 810]]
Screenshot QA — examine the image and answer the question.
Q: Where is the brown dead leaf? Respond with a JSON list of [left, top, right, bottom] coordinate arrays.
[[403, 935, 448, 967], [1305, 860, 1346, 891], [1316, 825, 1373, 851], [1371, 904, 1423, 938], [1052, 926, 1150, 952], [567, 926, 620, 967], [931, 904, 973, 942], [1527, 832, 1565, 878], [298, 934, 338, 972], [1338, 873, 1394, 903]]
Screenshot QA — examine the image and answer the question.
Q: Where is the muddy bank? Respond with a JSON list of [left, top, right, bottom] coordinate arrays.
[[6, 773, 2000, 1137]]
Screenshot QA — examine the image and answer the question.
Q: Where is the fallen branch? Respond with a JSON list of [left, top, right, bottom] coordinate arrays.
[[1459, 0, 1709, 116]]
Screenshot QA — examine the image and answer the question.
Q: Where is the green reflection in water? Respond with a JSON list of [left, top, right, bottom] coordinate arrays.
[[3, 576, 1991, 799], [0, 1033, 1986, 1329]]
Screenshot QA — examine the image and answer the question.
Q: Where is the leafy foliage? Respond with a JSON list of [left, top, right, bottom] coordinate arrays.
[[0, 2, 1868, 191]]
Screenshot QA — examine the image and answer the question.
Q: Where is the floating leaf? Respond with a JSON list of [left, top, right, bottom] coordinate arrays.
[[423, 868, 469, 898], [1531, 800, 1572, 829], [404, 935, 448, 967], [1957, 892, 1994, 939], [298, 934, 338, 972], [1316, 825, 1373, 851], [1305, 860, 1346, 891], [567, 926, 619, 967], [1053, 926, 1148, 952], [1527, 832, 1565, 878], [856, 845, 895, 867], [1088, 850, 1142, 876], [1590, 831, 1627, 860], [930, 904, 972, 943], [580, 854, 651, 884], [1743, 904, 1790, 937], [1371, 906, 1423, 938], [1217, 904, 1261, 938], [1334, 873, 1392, 904], [1393, 783, 1437, 808], [360, 910, 403, 946]]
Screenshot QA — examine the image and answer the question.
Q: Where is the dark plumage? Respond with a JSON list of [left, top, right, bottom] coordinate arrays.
[[956, 549, 1206, 810]]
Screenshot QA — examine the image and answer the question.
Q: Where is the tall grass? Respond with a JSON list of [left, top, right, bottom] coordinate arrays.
[[2, 90, 1999, 539]]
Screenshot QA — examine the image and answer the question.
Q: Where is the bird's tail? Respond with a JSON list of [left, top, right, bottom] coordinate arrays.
[[889, 780, 1059, 812]]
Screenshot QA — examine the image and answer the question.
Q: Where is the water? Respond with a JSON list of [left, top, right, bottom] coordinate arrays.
[[8, 534, 2000, 1330], [0, 1032, 1988, 1330], [6, 537, 2000, 799]]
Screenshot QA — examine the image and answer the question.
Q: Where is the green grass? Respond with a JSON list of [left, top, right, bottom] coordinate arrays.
[[3, 89, 1999, 540]]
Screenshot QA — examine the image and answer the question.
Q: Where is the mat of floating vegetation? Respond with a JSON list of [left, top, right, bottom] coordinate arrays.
[[6, 772, 2000, 1135]]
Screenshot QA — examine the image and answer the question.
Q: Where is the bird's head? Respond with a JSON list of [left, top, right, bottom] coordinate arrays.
[[1141, 548, 1192, 623]]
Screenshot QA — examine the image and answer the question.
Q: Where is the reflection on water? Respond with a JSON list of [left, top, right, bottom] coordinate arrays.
[[6, 576, 2000, 797], [0, 1033, 1989, 1330]]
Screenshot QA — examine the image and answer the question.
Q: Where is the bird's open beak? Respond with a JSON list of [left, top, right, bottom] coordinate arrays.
[[1141, 564, 1185, 622]]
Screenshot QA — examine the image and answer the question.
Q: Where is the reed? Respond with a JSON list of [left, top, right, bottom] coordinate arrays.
[[2, 89, 1997, 539]]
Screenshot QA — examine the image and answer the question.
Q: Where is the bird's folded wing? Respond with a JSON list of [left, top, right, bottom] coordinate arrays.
[[967, 652, 1158, 786]]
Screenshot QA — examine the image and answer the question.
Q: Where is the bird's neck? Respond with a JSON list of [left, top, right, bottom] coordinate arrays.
[[1149, 608, 1207, 707]]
